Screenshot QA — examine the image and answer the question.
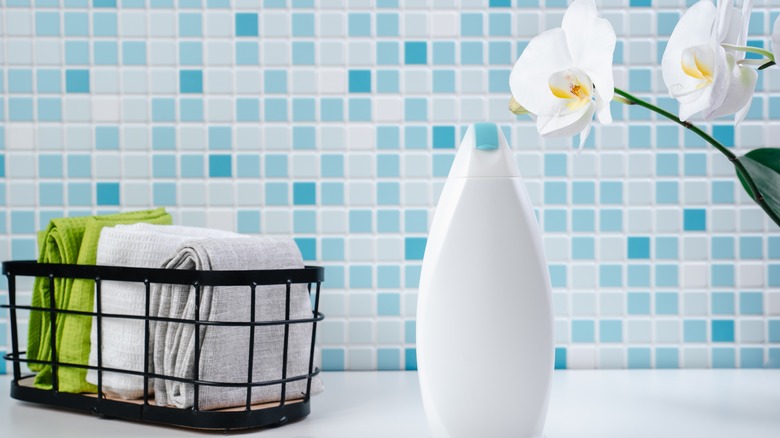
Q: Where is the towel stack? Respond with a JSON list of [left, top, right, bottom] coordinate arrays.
[[29, 208, 172, 392], [29, 211, 323, 410]]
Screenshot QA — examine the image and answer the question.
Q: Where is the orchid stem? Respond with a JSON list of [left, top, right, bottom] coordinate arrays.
[[613, 87, 780, 227]]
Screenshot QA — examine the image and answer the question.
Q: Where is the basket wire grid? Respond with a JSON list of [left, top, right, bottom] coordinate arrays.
[[1, 260, 324, 430]]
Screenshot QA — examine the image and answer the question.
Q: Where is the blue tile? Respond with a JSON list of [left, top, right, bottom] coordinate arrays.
[[376, 348, 401, 371], [96, 182, 119, 206], [711, 237, 734, 259], [179, 42, 203, 65], [294, 237, 316, 261], [549, 265, 566, 288], [179, 12, 202, 36], [376, 13, 398, 37], [293, 182, 316, 205], [377, 154, 400, 178], [571, 210, 594, 232], [237, 98, 260, 122], [712, 292, 735, 315], [349, 210, 372, 233], [265, 182, 288, 206], [712, 320, 735, 342], [433, 42, 455, 65], [293, 210, 316, 234], [153, 155, 176, 178], [350, 265, 372, 288], [656, 348, 679, 369], [628, 237, 650, 259], [712, 125, 734, 147], [377, 293, 400, 316], [600, 210, 622, 232], [65, 70, 90, 93], [405, 98, 427, 121], [684, 320, 707, 342], [655, 265, 678, 287], [179, 70, 203, 93], [65, 12, 89, 36], [571, 237, 594, 260], [292, 42, 314, 65], [771, 265, 780, 287], [544, 210, 567, 232], [627, 348, 651, 369], [739, 237, 763, 259], [432, 126, 455, 149], [321, 238, 344, 261], [711, 264, 734, 287], [683, 209, 706, 231], [571, 320, 595, 343], [488, 41, 512, 64], [544, 182, 567, 204], [321, 349, 345, 371], [740, 348, 764, 369], [93, 12, 118, 36], [37, 98, 62, 121], [404, 42, 427, 65], [600, 182, 622, 204], [712, 181, 734, 204], [235, 13, 258, 36], [376, 70, 399, 93], [377, 210, 400, 233], [321, 98, 344, 122], [554, 347, 567, 370], [405, 348, 417, 371], [489, 13, 511, 36], [600, 265, 622, 288], [377, 265, 400, 288], [237, 210, 261, 234], [349, 70, 371, 93], [461, 41, 483, 64], [545, 154, 567, 177], [770, 321, 780, 343], [628, 265, 650, 287], [712, 348, 735, 368], [405, 237, 426, 260], [349, 99, 372, 122], [348, 13, 371, 36], [683, 153, 706, 176], [293, 127, 316, 150], [739, 292, 763, 315], [321, 155, 344, 178], [600, 320, 622, 343], [265, 98, 288, 121], [265, 70, 288, 93], [208, 154, 231, 178], [291, 13, 314, 36], [461, 13, 483, 36], [656, 292, 678, 315], [181, 155, 205, 178], [321, 182, 343, 206], [628, 292, 650, 315], [656, 153, 679, 176]]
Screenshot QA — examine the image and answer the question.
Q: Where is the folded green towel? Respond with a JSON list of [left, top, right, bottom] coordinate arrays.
[[29, 208, 172, 392]]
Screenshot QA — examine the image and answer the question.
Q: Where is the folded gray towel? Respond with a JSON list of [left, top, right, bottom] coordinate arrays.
[[151, 238, 323, 410]]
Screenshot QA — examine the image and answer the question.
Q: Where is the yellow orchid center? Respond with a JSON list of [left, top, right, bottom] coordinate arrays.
[[548, 68, 594, 111], [681, 45, 715, 87]]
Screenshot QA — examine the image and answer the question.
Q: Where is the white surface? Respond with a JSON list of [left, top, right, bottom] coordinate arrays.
[[2, 370, 780, 438], [418, 123, 553, 438]]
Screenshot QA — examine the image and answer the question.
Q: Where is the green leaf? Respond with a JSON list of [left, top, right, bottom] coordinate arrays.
[[735, 148, 780, 226]]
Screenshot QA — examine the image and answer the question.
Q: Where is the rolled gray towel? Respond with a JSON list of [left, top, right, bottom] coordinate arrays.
[[152, 237, 323, 410]]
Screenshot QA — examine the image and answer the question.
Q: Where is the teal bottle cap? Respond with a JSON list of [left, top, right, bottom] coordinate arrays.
[[474, 122, 499, 150]]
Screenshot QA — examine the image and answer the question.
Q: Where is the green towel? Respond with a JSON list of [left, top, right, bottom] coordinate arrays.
[[29, 208, 172, 392]]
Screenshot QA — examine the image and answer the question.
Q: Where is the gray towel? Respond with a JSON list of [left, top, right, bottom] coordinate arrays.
[[151, 238, 323, 410]]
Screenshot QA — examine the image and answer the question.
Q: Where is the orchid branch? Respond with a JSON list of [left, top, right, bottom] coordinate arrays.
[[614, 87, 780, 227]]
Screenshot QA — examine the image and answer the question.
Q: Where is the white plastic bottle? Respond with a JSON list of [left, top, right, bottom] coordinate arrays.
[[417, 123, 554, 438]]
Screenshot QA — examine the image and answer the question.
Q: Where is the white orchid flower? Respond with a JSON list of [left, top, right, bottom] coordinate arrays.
[[662, 0, 757, 123], [509, 0, 616, 148], [772, 15, 780, 65]]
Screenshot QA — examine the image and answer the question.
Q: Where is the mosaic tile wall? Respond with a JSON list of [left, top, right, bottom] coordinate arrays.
[[1, 0, 780, 374]]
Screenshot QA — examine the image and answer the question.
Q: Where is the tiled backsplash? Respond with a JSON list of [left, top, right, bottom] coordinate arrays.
[[1, 0, 780, 373]]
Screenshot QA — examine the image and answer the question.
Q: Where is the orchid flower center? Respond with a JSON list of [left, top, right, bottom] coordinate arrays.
[[681, 45, 714, 87], [548, 68, 594, 111]]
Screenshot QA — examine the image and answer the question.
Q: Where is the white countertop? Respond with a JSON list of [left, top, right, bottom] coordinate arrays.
[[2, 370, 779, 437]]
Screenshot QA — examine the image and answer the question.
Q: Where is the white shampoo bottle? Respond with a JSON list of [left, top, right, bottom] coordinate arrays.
[[417, 123, 554, 438]]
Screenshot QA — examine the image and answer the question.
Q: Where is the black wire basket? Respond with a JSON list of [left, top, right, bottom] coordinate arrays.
[[1, 260, 324, 431]]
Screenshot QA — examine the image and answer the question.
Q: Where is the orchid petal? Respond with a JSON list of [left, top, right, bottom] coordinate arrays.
[[706, 61, 757, 121], [772, 15, 780, 62], [662, 0, 718, 98], [703, 45, 733, 118], [561, 0, 616, 104], [537, 101, 595, 138], [738, 0, 753, 47], [679, 85, 713, 121], [509, 28, 573, 116], [715, 0, 735, 43], [576, 116, 594, 151], [594, 87, 612, 124]]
